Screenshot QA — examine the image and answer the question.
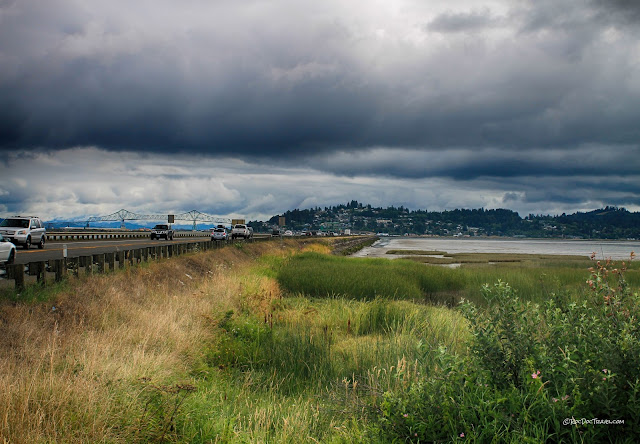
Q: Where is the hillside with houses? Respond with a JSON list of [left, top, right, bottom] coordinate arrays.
[[249, 202, 640, 240]]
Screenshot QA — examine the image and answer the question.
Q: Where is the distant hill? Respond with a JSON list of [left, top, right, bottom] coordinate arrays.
[[248, 202, 640, 239]]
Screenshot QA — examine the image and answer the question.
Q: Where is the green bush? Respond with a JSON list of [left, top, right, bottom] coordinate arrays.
[[378, 347, 565, 443], [377, 257, 640, 442]]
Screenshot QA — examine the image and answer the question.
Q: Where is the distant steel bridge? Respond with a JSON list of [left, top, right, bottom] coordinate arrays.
[[86, 209, 232, 230]]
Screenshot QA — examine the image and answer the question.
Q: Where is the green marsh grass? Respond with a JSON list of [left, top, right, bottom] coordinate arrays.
[[277, 252, 465, 303], [185, 294, 469, 442], [386, 249, 447, 255], [397, 250, 591, 263], [202, 296, 469, 391], [276, 250, 619, 306]]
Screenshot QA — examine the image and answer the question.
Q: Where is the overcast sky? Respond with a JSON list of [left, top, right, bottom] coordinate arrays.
[[1, 0, 639, 222]]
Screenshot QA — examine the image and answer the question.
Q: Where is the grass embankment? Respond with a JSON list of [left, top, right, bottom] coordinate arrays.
[[0, 240, 294, 442], [1, 239, 638, 442]]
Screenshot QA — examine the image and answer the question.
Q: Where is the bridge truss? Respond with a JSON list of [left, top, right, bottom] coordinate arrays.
[[86, 209, 232, 230]]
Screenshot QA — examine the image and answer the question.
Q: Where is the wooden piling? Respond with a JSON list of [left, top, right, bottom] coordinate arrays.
[[7, 264, 25, 290], [95, 254, 105, 273], [53, 259, 67, 282], [106, 252, 115, 271], [35, 261, 47, 285]]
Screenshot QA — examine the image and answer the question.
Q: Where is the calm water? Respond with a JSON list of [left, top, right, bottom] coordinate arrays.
[[352, 237, 640, 261]]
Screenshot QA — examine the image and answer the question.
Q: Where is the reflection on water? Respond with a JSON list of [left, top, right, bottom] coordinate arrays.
[[352, 237, 640, 261]]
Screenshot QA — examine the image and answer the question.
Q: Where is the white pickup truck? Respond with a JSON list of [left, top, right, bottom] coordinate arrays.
[[231, 224, 253, 239]]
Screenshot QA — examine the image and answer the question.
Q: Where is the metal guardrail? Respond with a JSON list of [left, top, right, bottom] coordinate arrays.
[[45, 230, 210, 242], [2, 236, 271, 290]]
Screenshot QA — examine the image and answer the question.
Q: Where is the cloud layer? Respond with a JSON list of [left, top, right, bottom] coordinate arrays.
[[0, 0, 639, 219], [1, 147, 638, 222]]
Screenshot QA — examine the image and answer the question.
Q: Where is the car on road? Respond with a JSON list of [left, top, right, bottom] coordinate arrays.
[[0, 216, 46, 249], [0, 234, 16, 265], [283, 230, 293, 236], [150, 224, 174, 240], [231, 224, 253, 239], [211, 227, 228, 241]]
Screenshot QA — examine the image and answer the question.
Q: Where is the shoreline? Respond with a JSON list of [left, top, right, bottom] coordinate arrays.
[[354, 236, 638, 261]]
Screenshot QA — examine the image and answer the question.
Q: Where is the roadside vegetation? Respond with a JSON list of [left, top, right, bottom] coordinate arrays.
[[0, 239, 638, 442]]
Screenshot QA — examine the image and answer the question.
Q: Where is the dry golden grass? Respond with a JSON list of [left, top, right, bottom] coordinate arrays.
[[0, 240, 297, 443]]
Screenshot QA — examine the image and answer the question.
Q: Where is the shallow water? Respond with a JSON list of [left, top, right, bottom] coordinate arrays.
[[352, 237, 640, 261]]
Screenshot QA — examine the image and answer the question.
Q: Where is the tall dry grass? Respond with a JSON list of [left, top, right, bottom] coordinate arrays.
[[0, 240, 299, 443]]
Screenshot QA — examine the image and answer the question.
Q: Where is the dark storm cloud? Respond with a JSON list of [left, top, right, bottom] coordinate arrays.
[[309, 146, 640, 181], [0, 0, 373, 155], [1, 0, 639, 160], [507, 176, 640, 209], [593, 0, 640, 23]]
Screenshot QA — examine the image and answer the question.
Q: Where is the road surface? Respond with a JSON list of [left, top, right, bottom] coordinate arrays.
[[11, 237, 217, 265]]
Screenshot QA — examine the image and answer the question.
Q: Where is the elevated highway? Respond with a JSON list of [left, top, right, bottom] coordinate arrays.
[[10, 232, 270, 265]]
